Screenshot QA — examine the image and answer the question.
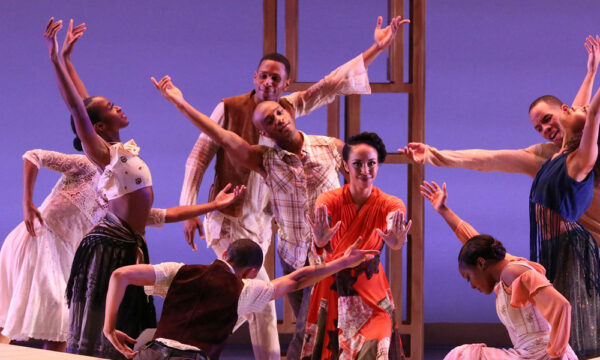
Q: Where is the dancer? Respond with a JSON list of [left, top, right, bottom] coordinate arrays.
[[103, 238, 379, 360], [0, 149, 107, 351], [421, 180, 577, 360], [178, 15, 408, 360], [400, 35, 600, 244], [44, 19, 246, 359], [300, 132, 410, 359]]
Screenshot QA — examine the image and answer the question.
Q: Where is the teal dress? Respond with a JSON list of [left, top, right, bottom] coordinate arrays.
[[529, 152, 600, 358]]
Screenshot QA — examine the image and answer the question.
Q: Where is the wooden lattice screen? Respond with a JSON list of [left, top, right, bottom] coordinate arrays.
[[261, 1, 426, 359]]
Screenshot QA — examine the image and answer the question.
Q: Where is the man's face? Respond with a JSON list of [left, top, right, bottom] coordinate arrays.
[[529, 100, 564, 145], [254, 60, 290, 102], [252, 101, 296, 141]]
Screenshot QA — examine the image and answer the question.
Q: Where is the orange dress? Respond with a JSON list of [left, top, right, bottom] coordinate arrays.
[[300, 185, 406, 360]]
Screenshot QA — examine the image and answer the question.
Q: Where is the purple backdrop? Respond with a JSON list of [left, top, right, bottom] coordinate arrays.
[[1, 1, 599, 325]]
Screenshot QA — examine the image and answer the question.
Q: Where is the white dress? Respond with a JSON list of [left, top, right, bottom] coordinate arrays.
[[0, 150, 107, 342]]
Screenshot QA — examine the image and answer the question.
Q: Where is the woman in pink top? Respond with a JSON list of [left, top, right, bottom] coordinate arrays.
[[421, 181, 577, 360]]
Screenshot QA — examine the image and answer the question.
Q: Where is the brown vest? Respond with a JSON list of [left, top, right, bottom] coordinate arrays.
[[153, 261, 244, 359], [210, 90, 294, 216]]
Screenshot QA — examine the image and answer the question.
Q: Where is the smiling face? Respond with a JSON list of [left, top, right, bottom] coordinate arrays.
[[87, 96, 129, 132], [529, 100, 564, 145], [253, 60, 290, 102], [252, 101, 297, 141], [459, 261, 496, 295], [343, 143, 380, 189]]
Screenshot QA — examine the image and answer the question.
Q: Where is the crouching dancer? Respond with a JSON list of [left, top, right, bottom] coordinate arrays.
[[103, 238, 378, 359]]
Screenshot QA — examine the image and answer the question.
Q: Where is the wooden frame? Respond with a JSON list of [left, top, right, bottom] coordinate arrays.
[[263, 1, 426, 358]]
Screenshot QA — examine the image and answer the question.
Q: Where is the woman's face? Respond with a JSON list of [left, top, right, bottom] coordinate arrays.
[[559, 104, 588, 136], [459, 261, 496, 295], [89, 96, 129, 132], [344, 143, 379, 189]]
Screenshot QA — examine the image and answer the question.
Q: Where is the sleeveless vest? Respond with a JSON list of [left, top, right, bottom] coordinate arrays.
[[153, 260, 244, 359], [210, 90, 294, 216]]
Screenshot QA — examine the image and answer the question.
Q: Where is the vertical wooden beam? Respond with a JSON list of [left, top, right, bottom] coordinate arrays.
[[285, 0, 299, 82], [263, 0, 277, 54], [327, 97, 341, 139], [389, 0, 405, 84], [344, 95, 361, 139], [406, 0, 426, 359]]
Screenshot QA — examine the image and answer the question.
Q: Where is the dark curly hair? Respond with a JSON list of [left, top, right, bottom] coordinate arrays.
[[70, 97, 103, 151], [225, 238, 263, 270], [342, 132, 387, 163], [458, 234, 506, 268], [258, 53, 291, 79]]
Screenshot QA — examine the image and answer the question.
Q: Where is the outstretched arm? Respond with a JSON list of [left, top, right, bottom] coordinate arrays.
[[377, 209, 412, 250], [103, 264, 157, 359], [60, 19, 89, 99], [22, 160, 43, 237], [152, 76, 265, 175], [270, 238, 379, 299], [164, 185, 246, 223], [306, 204, 342, 249], [571, 35, 600, 107], [399, 142, 558, 178], [362, 16, 410, 67], [44, 18, 110, 168]]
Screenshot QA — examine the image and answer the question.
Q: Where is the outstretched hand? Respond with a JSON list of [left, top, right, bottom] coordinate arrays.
[[341, 237, 380, 268], [214, 183, 247, 210], [374, 15, 410, 51], [398, 142, 428, 164], [44, 17, 63, 60], [376, 210, 411, 250], [306, 204, 341, 248], [420, 180, 448, 212], [61, 19, 87, 58], [23, 203, 43, 237], [151, 75, 184, 106], [103, 329, 137, 359], [585, 35, 600, 74]]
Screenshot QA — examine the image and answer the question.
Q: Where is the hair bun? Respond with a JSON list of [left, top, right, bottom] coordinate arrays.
[[73, 137, 83, 152]]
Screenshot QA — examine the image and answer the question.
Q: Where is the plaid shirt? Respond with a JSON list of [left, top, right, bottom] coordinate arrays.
[[262, 133, 342, 269]]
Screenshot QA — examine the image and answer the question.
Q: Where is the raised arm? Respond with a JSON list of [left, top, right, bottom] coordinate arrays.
[[152, 76, 265, 175], [270, 237, 379, 300], [60, 19, 89, 99], [567, 78, 600, 181], [400, 142, 558, 178], [362, 16, 410, 68], [571, 35, 600, 107], [376, 209, 412, 250], [306, 204, 342, 249], [103, 264, 157, 359], [44, 18, 110, 168]]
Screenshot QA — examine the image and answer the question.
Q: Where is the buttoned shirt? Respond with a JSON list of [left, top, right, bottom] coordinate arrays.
[[179, 54, 371, 251], [145, 261, 274, 351], [262, 133, 342, 269]]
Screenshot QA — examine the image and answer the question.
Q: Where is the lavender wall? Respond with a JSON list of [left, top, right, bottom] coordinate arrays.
[[1, 1, 598, 324]]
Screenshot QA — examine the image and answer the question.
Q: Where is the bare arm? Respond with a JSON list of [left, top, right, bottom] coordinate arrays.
[[103, 265, 156, 358], [399, 142, 558, 178], [60, 19, 89, 99], [165, 185, 246, 223], [270, 238, 379, 300], [568, 79, 600, 181], [44, 18, 110, 168], [571, 35, 600, 107], [22, 160, 43, 237], [152, 76, 265, 176]]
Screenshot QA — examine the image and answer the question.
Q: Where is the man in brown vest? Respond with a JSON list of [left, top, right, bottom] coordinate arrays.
[[177, 15, 409, 360], [103, 238, 379, 360]]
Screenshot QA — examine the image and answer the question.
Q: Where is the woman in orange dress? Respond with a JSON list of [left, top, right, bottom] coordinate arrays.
[[300, 132, 411, 360]]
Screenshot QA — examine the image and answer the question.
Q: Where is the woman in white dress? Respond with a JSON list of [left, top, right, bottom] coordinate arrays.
[[421, 181, 577, 360], [0, 149, 107, 351]]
